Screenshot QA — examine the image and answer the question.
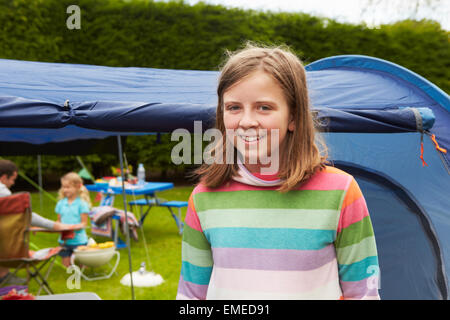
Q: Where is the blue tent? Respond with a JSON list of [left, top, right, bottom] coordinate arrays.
[[0, 56, 448, 299], [306, 56, 450, 300]]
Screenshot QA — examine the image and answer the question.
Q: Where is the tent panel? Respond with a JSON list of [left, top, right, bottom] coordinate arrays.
[[0, 95, 433, 140], [1, 56, 445, 112], [307, 68, 437, 109], [351, 175, 443, 299], [0, 59, 219, 105], [324, 132, 450, 297], [0, 126, 121, 144], [306, 55, 450, 166], [0, 136, 120, 156], [427, 106, 450, 168], [306, 55, 450, 113]]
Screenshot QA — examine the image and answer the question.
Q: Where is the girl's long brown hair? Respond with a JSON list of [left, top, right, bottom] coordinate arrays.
[[192, 43, 328, 192]]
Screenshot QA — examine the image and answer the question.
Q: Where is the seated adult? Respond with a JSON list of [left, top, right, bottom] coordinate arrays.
[[0, 159, 78, 285]]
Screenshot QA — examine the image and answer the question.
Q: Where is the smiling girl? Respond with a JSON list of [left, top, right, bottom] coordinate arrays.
[[176, 44, 380, 300], [56, 172, 91, 267]]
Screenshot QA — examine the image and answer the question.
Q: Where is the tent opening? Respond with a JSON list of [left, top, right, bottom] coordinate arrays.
[[334, 161, 448, 300]]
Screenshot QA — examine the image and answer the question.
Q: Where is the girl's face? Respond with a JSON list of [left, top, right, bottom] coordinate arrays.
[[223, 70, 295, 173], [61, 179, 79, 199]]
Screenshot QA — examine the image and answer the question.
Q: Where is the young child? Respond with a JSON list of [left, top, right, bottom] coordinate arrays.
[[176, 44, 380, 300], [56, 172, 92, 267]]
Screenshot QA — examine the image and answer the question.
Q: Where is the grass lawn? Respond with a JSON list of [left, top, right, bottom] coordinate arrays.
[[20, 185, 193, 300]]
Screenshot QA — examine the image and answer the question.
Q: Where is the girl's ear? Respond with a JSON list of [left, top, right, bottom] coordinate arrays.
[[288, 114, 295, 132]]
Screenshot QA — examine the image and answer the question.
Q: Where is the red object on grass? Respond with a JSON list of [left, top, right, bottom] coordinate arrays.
[[95, 192, 103, 203], [1, 289, 35, 300]]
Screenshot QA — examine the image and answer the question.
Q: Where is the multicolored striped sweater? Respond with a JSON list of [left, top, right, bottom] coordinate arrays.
[[176, 166, 380, 300]]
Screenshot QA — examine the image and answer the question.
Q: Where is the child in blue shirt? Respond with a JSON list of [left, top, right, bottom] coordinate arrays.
[[56, 172, 92, 267]]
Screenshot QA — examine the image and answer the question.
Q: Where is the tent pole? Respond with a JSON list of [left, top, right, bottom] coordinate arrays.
[[37, 155, 43, 213], [117, 135, 135, 300]]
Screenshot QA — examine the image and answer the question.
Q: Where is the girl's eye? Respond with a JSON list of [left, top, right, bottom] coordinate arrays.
[[226, 105, 240, 111], [259, 105, 271, 111]]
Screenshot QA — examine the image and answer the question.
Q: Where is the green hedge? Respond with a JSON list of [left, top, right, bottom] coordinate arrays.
[[1, 0, 447, 89], [1, 0, 448, 183]]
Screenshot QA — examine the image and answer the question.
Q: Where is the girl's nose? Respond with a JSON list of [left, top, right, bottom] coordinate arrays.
[[238, 109, 258, 129]]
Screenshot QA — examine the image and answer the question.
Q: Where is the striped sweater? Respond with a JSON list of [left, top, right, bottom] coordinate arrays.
[[176, 166, 380, 300]]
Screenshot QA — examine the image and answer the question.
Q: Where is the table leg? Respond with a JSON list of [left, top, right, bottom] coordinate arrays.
[[137, 195, 156, 226], [166, 207, 183, 235]]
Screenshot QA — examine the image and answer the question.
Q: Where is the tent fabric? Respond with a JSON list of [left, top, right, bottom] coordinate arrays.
[[305, 55, 450, 112], [0, 95, 434, 139], [305, 54, 450, 167], [334, 160, 447, 299], [2, 56, 447, 110], [0, 58, 219, 143], [0, 136, 120, 156], [0, 56, 444, 139], [325, 132, 450, 300], [305, 56, 450, 299], [0, 58, 219, 105], [0, 55, 449, 300]]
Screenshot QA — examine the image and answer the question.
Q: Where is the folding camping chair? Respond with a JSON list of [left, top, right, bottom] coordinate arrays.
[[0, 193, 61, 295]]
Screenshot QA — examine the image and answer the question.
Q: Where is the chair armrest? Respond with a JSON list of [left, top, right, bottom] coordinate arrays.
[[29, 226, 84, 233]]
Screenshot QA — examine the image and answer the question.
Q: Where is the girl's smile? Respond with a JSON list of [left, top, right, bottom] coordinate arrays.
[[223, 69, 294, 173]]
